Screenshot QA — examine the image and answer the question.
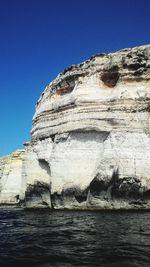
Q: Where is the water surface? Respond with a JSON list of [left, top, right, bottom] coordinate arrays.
[[0, 209, 150, 266]]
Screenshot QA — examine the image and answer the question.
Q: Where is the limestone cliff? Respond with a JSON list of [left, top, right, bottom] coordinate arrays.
[[1, 45, 150, 209], [0, 150, 25, 204]]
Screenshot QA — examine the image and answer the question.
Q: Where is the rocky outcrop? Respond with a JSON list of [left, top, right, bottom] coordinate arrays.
[[0, 150, 25, 205], [0, 45, 150, 209]]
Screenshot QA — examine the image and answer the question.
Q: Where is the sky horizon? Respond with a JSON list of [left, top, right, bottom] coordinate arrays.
[[0, 0, 150, 157]]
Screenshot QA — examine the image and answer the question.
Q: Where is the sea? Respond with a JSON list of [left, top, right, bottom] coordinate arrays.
[[0, 208, 150, 267]]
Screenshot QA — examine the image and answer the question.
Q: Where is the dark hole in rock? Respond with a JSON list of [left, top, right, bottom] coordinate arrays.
[[39, 137, 45, 141], [15, 194, 20, 203], [129, 200, 145, 205], [143, 190, 150, 199], [101, 71, 119, 87], [127, 54, 132, 59], [89, 169, 119, 199], [39, 159, 51, 176], [127, 63, 144, 70], [56, 79, 75, 96], [25, 182, 51, 208], [51, 192, 64, 208], [64, 187, 88, 203], [89, 178, 108, 196], [112, 177, 141, 199], [75, 195, 87, 203], [56, 86, 74, 96], [133, 69, 144, 76], [26, 182, 50, 196], [51, 187, 88, 207], [50, 134, 55, 142]]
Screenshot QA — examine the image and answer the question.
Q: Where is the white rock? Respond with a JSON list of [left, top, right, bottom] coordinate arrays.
[[0, 150, 25, 204], [0, 45, 150, 209]]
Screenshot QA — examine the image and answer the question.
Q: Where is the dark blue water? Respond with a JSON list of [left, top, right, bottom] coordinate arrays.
[[0, 209, 150, 267]]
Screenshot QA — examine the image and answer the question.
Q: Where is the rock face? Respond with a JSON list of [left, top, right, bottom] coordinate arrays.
[[1, 45, 150, 209], [0, 150, 25, 204]]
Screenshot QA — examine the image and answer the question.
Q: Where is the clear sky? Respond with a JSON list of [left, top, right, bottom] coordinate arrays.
[[0, 0, 150, 157]]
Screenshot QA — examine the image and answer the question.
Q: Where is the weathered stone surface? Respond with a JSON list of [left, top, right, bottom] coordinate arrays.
[[0, 45, 150, 209], [0, 150, 25, 204]]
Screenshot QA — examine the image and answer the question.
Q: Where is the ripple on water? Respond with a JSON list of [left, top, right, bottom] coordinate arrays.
[[0, 209, 150, 266]]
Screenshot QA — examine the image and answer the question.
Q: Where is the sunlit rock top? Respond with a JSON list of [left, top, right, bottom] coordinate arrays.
[[31, 45, 150, 141]]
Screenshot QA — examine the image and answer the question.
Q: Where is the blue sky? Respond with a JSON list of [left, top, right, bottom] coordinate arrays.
[[0, 0, 150, 157]]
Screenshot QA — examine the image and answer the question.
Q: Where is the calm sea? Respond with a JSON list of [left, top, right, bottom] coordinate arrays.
[[0, 209, 150, 267]]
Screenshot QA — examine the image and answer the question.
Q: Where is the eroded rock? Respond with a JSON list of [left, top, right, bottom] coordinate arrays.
[[0, 45, 150, 209]]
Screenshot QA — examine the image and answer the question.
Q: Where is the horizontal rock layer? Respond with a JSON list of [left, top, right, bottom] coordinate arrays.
[[1, 45, 150, 209]]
